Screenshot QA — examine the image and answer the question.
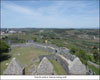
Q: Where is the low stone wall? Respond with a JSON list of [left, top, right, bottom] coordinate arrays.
[[11, 43, 57, 54], [10, 42, 75, 61], [88, 61, 100, 69], [56, 47, 76, 61]]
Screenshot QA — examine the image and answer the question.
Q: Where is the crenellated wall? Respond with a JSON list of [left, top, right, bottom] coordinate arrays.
[[39, 54, 69, 74], [9, 42, 87, 75]]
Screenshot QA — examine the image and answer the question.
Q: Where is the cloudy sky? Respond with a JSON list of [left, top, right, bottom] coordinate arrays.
[[1, 0, 99, 28]]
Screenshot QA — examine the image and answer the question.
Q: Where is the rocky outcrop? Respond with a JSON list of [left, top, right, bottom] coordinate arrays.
[[37, 57, 54, 75]]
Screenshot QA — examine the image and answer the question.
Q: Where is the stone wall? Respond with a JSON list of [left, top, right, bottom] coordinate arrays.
[[39, 54, 69, 74], [88, 61, 100, 69], [10, 42, 75, 61], [9, 42, 87, 75], [3, 58, 25, 75], [37, 57, 54, 75]]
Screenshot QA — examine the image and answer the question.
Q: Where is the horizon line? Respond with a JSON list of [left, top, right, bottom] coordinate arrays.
[[1, 27, 99, 29]]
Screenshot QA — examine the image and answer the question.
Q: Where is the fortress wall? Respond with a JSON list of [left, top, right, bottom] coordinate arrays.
[[56, 55, 70, 74], [10, 42, 75, 61], [11, 42, 57, 54], [4, 41, 90, 75], [39, 54, 69, 75]]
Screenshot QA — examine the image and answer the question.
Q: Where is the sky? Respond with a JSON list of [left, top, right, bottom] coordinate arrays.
[[1, 0, 99, 28]]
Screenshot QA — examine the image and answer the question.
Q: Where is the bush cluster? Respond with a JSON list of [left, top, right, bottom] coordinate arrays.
[[70, 47, 91, 65], [0, 39, 9, 53]]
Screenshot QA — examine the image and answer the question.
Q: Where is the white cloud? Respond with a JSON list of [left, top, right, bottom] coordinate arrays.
[[5, 4, 33, 15]]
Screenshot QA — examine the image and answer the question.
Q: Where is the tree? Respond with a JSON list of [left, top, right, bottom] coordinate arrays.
[[78, 49, 87, 60], [0, 39, 9, 53], [73, 48, 88, 65], [70, 47, 78, 54], [34, 38, 37, 42], [0, 39, 10, 62], [93, 49, 99, 62]]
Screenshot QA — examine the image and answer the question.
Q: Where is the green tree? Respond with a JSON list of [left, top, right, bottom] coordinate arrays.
[[0, 39, 10, 62], [0, 40, 9, 53], [93, 49, 99, 62], [34, 38, 37, 42], [70, 47, 78, 54]]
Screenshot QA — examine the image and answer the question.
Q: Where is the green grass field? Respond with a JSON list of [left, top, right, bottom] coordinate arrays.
[[0, 46, 67, 75], [49, 59, 67, 75], [88, 64, 100, 75], [0, 47, 51, 75]]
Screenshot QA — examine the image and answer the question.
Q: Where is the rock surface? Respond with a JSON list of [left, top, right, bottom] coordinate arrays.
[[37, 57, 54, 75], [3, 58, 25, 75]]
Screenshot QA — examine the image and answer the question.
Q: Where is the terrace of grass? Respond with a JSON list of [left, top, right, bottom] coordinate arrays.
[[49, 59, 67, 75]]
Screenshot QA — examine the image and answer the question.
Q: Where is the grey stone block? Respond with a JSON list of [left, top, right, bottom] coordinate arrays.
[[3, 58, 25, 75], [37, 57, 54, 75], [69, 57, 87, 75]]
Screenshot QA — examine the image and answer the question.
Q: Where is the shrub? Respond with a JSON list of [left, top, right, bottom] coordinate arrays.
[[70, 47, 78, 54], [0, 39, 9, 53], [70, 47, 90, 65]]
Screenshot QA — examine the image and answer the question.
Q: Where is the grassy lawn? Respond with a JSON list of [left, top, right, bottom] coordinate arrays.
[[88, 64, 100, 75], [49, 59, 67, 75], [0, 46, 51, 75]]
